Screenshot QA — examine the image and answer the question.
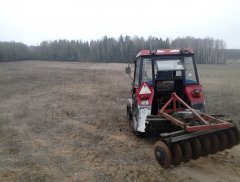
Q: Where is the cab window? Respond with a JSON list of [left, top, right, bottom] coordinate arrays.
[[142, 58, 153, 85], [184, 57, 197, 84]]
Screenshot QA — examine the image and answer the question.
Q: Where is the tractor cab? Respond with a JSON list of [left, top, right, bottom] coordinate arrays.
[[126, 49, 205, 133]]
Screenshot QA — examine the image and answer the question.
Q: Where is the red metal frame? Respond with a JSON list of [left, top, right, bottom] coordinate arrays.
[[158, 93, 233, 132]]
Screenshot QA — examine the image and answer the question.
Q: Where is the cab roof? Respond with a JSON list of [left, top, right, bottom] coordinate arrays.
[[136, 48, 194, 58]]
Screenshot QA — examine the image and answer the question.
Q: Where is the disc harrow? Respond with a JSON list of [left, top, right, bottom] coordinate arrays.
[[153, 93, 240, 168], [154, 127, 239, 168]]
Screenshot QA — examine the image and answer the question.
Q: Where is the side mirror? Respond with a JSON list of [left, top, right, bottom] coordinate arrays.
[[125, 66, 131, 75], [125, 63, 134, 81]]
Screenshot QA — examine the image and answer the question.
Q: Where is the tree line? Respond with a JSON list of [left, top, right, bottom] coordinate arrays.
[[224, 49, 240, 60], [0, 36, 232, 64]]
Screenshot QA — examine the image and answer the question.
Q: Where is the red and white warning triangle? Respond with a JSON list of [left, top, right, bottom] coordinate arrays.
[[139, 83, 151, 94]]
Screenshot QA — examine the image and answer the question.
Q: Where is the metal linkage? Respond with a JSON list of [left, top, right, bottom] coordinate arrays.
[[158, 92, 233, 132]]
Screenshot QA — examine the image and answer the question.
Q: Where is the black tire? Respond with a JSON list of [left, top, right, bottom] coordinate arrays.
[[131, 94, 137, 133], [218, 132, 228, 151], [135, 131, 146, 138], [170, 143, 183, 166], [181, 141, 192, 163], [225, 130, 236, 149], [127, 104, 132, 120], [209, 134, 220, 154], [154, 141, 172, 169], [190, 138, 202, 160], [200, 136, 211, 157]]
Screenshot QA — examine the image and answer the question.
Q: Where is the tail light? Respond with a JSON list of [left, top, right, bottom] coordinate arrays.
[[192, 88, 202, 98]]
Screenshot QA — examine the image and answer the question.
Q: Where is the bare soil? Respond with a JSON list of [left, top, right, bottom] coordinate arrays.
[[0, 61, 240, 181]]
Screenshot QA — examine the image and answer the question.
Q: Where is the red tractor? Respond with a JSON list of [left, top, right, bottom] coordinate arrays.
[[126, 49, 240, 168]]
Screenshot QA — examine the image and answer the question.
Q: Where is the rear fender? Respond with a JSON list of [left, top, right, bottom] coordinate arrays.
[[136, 106, 151, 132]]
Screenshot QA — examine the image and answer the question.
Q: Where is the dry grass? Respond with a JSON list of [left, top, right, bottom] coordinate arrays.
[[0, 61, 240, 181], [199, 64, 240, 122]]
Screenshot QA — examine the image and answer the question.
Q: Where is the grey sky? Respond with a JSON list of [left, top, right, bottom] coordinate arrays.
[[0, 0, 239, 48]]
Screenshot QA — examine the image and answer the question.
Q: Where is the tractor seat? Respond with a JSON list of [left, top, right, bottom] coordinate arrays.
[[156, 80, 175, 92], [155, 71, 184, 96]]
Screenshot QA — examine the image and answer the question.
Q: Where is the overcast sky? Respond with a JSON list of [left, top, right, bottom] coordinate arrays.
[[0, 0, 239, 48]]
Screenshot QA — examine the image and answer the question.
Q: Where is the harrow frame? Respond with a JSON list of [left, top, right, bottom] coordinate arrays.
[[158, 92, 233, 132]]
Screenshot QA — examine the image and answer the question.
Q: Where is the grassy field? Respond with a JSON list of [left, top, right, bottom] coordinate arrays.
[[0, 61, 240, 181]]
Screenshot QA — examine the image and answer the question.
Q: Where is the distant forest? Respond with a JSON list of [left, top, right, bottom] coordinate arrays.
[[0, 36, 238, 64], [224, 49, 240, 60]]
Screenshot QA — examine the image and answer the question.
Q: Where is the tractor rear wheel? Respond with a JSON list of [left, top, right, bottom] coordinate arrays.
[[130, 94, 146, 137], [218, 132, 228, 151], [190, 138, 202, 160], [200, 136, 211, 157], [131, 94, 139, 134], [154, 141, 172, 169], [225, 130, 236, 149], [209, 134, 219, 154], [127, 103, 132, 120], [171, 143, 182, 166], [181, 141, 192, 163]]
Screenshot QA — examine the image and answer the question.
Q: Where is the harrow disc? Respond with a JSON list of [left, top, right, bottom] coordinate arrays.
[[154, 141, 172, 169], [209, 134, 219, 154], [181, 140, 192, 163], [225, 129, 236, 149], [200, 136, 211, 157], [218, 132, 228, 151], [190, 138, 202, 160], [171, 143, 183, 166], [233, 127, 240, 145]]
